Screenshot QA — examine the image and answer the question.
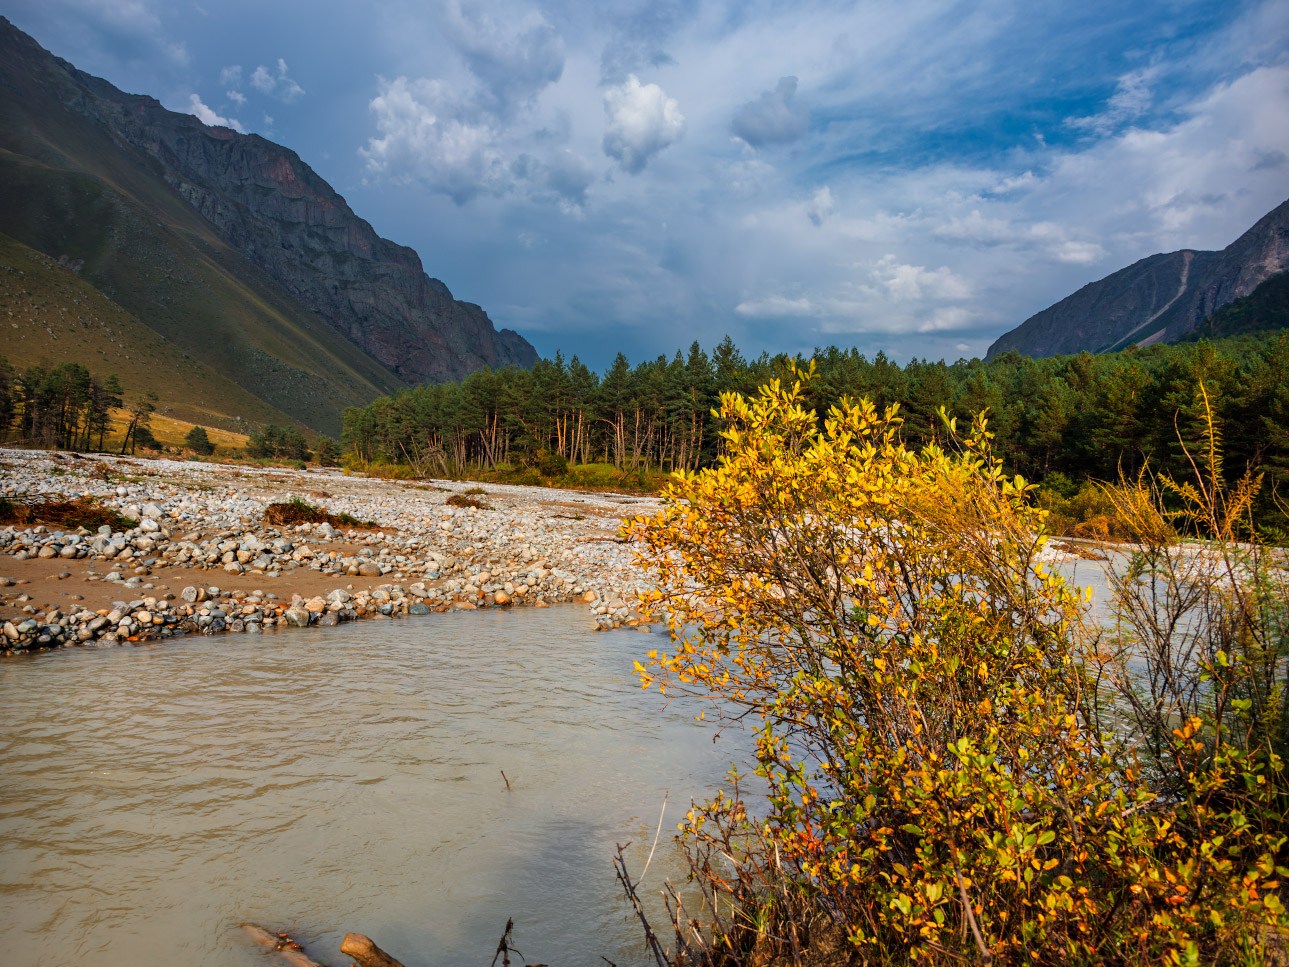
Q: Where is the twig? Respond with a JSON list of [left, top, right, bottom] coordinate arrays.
[[953, 863, 992, 964], [501, 769, 512, 792], [637, 791, 669, 886], [491, 917, 518, 967], [614, 843, 670, 967]]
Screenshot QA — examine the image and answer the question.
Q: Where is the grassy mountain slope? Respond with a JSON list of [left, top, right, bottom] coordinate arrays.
[[0, 29, 408, 433], [0, 232, 303, 432]]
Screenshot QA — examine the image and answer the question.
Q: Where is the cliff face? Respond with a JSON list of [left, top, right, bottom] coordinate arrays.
[[0, 17, 536, 387], [988, 198, 1289, 358]]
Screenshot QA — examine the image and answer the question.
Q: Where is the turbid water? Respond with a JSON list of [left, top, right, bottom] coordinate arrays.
[[0, 608, 746, 967]]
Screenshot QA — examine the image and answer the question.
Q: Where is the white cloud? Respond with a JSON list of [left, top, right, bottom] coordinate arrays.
[[735, 295, 820, 318], [246, 59, 304, 102], [442, 0, 564, 112], [219, 64, 242, 86], [1068, 66, 1159, 135], [733, 76, 808, 147], [916, 306, 976, 333], [806, 186, 835, 226], [187, 93, 243, 132], [933, 211, 1105, 264], [873, 255, 972, 301], [250, 65, 274, 93], [602, 74, 686, 173], [361, 77, 504, 201], [226, 89, 246, 106]]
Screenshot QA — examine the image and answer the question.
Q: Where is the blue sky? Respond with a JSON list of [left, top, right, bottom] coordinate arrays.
[[7, 0, 1289, 369]]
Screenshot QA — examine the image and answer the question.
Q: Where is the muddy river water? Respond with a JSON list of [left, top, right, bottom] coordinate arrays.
[[0, 608, 745, 967]]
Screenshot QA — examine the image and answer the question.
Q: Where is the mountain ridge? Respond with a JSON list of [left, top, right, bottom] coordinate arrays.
[[987, 197, 1289, 358]]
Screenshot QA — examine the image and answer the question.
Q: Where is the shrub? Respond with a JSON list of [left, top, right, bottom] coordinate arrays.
[[627, 370, 1286, 966]]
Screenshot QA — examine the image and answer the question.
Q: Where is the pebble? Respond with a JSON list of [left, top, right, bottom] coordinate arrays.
[[0, 448, 661, 651]]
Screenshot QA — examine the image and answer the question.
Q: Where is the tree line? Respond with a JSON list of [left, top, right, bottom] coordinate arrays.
[[0, 358, 161, 453], [341, 332, 1289, 500]]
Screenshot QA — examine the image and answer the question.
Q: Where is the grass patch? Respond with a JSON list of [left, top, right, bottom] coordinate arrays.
[[0, 495, 137, 531], [263, 496, 376, 529]]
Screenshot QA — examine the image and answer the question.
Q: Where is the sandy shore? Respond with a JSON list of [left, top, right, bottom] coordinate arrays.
[[1, 448, 663, 652]]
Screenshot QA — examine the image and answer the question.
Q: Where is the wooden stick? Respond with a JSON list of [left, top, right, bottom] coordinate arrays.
[[339, 932, 407, 967], [240, 924, 327, 967]]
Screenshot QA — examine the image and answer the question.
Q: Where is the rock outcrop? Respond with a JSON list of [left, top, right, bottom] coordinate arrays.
[[988, 197, 1289, 358]]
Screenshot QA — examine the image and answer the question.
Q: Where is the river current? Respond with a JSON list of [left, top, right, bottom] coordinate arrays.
[[0, 608, 743, 967]]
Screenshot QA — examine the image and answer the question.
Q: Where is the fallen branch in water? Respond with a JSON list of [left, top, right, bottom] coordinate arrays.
[[340, 932, 408, 967], [613, 844, 669, 967], [240, 924, 326, 967]]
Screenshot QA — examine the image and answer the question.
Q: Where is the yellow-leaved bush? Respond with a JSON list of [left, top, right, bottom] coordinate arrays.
[[627, 368, 1285, 965]]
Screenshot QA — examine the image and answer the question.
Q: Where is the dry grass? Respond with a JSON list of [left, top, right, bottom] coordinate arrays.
[[0, 495, 137, 530], [263, 496, 375, 530]]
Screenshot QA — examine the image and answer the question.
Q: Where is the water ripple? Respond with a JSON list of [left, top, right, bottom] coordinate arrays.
[[0, 607, 746, 967]]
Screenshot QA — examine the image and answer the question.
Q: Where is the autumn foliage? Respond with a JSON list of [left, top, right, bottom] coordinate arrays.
[[629, 368, 1286, 965]]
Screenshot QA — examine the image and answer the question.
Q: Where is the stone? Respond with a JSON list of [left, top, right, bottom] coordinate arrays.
[[282, 606, 311, 628]]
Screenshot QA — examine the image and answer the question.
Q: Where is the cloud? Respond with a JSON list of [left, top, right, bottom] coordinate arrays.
[[733, 76, 808, 147], [602, 74, 686, 173], [806, 186, 835, 226], [1068, 67, 1159, 136], [442, 0, 564, 113], [187, 93, 243, 132], [250, 65, 274, 93], [735, 295, 820, 318], [873, 255, 972, 301], [247, 59, 304, 102], [933, 211, 1105, 264], [916, 306, 976, 333], [219, 64, 242, 86], [226, 89, 246, 106], [361, 77, 503, 202]]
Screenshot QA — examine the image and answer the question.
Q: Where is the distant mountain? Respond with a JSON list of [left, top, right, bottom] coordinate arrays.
[[987, 197, 1289, 359], [0, 17, 536, 432]]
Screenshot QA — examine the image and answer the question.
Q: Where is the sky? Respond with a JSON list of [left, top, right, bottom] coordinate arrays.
[[6, 0, 1289, 370]]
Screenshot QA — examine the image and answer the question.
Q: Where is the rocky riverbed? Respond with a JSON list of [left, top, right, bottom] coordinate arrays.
[[1, 448, 662, 653]]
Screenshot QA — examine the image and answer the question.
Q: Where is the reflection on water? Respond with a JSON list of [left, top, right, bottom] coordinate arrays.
[[0, 608, 746, 967]]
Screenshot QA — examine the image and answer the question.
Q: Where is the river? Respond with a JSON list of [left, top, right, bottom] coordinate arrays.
[[0, 608, 745, 967]]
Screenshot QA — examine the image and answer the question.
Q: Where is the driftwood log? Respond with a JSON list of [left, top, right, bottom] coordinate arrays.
[[340, 933, 407, 967], [240, 924, 326, 967]]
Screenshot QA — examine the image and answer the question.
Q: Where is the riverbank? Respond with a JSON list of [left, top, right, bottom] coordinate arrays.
[[0, 448, 662, 653]]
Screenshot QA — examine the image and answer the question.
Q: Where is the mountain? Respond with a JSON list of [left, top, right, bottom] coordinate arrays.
[[987, 197, 1289, 359], [0, 17, 536, 432]]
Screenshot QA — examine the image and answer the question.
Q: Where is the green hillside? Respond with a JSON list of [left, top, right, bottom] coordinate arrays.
[[0, 42, 407, 433], [0, 232, 307, 432]]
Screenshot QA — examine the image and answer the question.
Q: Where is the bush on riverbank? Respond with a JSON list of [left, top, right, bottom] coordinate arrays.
[[629, 369, 1286, 965]]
